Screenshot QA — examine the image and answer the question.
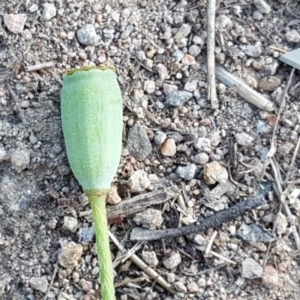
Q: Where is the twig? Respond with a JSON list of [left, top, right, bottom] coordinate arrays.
[[270, 158, 300, 250], [115, 276, 146, 288], [130, 192, 266, 241], [207, 0, 218, 109], [216, 66, 275, 112], [210, 251, 236, 265], [283, 136, 300, 185], [7, 85, 27, 125], [205, 231, 218, 256], [108, 231, 177, 295], [269, 45, 287, 53], [44, 259, 59, 300], [26, 61, 55, 72]]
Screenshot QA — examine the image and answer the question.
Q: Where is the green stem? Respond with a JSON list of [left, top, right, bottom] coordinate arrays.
[[89, 193, 115, 300]]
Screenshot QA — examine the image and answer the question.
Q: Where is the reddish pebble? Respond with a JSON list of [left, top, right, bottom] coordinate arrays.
[[181, 54, 196, 65]]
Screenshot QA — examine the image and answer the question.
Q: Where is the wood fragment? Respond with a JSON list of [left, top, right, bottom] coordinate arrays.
[[109, 231, 177, 295], [216, 66, 275, 112], [130, 192, 267, 241], [207, 0, 218, 109], [7, 85, 27, 125], [26, 61, 55, 72], [107, 187, 178, 219]]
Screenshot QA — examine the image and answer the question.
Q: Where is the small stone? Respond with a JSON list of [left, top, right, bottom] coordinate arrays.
[[258, 76, 281, 91], [20, 100, 30, 108], [41, 3, 57, 21], [166, 90, 193, 107], [163, 84, 177, 95], [144, 80, 155, 94], [194, 152, 209, 165], [182, 54, 196, 65], [242, 258, 263, 279], [22, 29, 32, 40], [167, 273, 176, 283], [184, 80, 198, 92], [58, 242, 83, 269], [217, 83, 226, 93], [4, 14, 27, 34], [235, 132, 254, 146], [0, 148, 9, 162], [76, 24, 100, 46], [163, 252, 181, 269], [285, 30, 300, 43], [154, 131, 167, 145], [241, 44, 262, 58], [274, 212, 288, 235], [176, 164, 197, 181], [216, 15, 233, 30], [29, 4, 38, 12], [128, 170, 150, 192], [142, 251, 159, 267], [156, 64, 169, 81], [174, 24, 192, 44], [172, 50, 185, 62], [198, 278, 206, 287], [256, 120, 272, 134], [195, 138, 211, 153], [193, 35, 205, 46], [254, 0, 271, 14], [103, 28, 115, 39], [208, 131, 221, 147], [173, 281, 187, 293], [79, 279, 93, 292], [162, 139, 176, 156], [107, 185, 121, 204], [29, 276, 48, 293], [187, 282, 199, 293], [127, 124, 152, 161], [11, 149, 30, 172], [78, 227, 95, 243], [173, 12, 185, 27], [189, 45, 201, 57], [63, 216, 78, 233], [204, 161, 228, 184], [277, 142, 294, 157], [133, 208, 163, 229], [261, 265, 279, 288]]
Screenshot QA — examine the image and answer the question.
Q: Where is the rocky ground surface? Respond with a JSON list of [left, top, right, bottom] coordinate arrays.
[[0, 0, 300, 299]]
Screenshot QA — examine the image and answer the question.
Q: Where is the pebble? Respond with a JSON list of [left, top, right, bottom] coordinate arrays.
[[258, 76, 281, 91], [193, 35, 205, 46], [254, 0, 271, 14], [154, 131, 167, 145], [181, 54, 196, 65], [128, 170, 150, 192], [285, 30, 300, 43], [277, 142, 294, 157], [184, 79, 198, 92], [217, 83, 226, 93], [127, 124, 152, 161], [107, 185, 121, 204], [29, 276, 48, 293], [167, 273, 176, 283], [163, 84, 177, 95], [41, 3, 57, 21], [163, 252, 181, 269], [235, 132, 254, 146], [142, 251, 159, 267], [4, 14, 27, 34], [11, 149, 30, 172], [203, 161, 228, 184], [133, 208, 163, 229], [103, 28, 115, 39], [173, 281, 187, 293], [173, 12, 185, 27], [166, 90, 193, 107], [256, 120, 272, 134], [188, 45, 201, 57], [208, 131, 221, 147], [161, 139, 176, 156], [241, 44, 262, 58], [29, 4, 38, 12], [274, 212, 288, 235], [144, 80, 155, 94], [78, 227, 95, 243], [79, 279, 93, 292], [187, 281, 199, 293], [242, 258, 263, 279], [261, 265, 279, 288], [156, 64, 169, 81], [22, 29, 32, 40], [0, 148, 9, 162], [174, 24, 192, 44], [194, 137, 211, 153], [216, 15, 233, 30], [194, 152, 209, 165], [172, 50, 184, 62], [176, 164, 197, 181], [58, 242, 83, 269], [20, 100, 30, 108], [76, 24, 100, 46], [63, 216, 78, 233]]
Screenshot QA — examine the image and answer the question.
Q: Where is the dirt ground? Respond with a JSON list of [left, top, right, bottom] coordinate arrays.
[[0, 0, 300, 299]]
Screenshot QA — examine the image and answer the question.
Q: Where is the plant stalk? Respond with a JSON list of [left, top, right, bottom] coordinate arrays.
[[89, 193, 115, 300]]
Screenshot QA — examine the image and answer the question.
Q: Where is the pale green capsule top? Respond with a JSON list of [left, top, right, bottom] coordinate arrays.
[[61, 67, 123, 191]]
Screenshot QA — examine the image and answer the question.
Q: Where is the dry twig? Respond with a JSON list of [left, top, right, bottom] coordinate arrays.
[[26, 61, 55, 72], [207, 0, 218, 109]]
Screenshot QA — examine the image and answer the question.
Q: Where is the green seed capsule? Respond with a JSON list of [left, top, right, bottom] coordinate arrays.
[[61, 67, 123, 192]]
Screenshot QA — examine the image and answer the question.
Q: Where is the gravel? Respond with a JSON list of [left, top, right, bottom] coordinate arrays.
[[166, 90, 193, 107]]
